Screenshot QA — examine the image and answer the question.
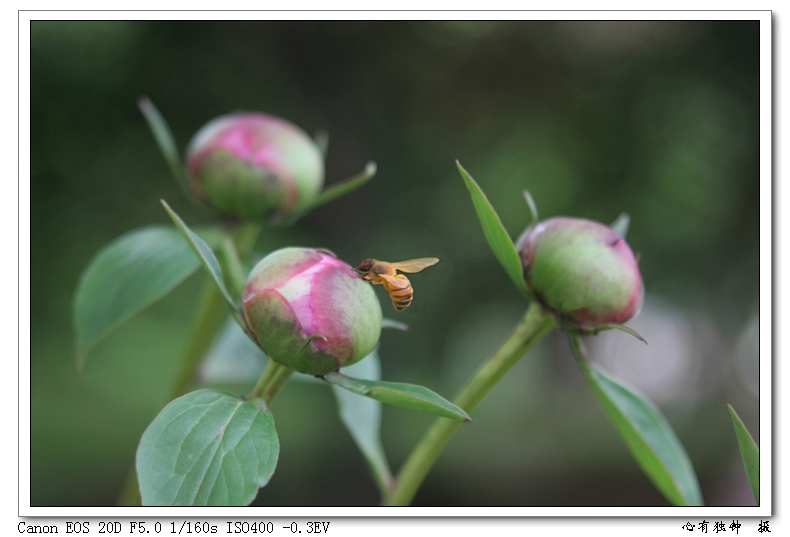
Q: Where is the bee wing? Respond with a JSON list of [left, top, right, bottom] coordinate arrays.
[[378, 273, 411, 289], [390, 257, 439, 273]]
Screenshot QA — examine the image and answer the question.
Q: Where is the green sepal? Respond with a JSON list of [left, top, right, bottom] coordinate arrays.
[[727, 404, 759, 504], [314, 130, 329, 158], [582, 323, 648, 344], [138, 96, 191, 197], [323, 371, 471, 422], [290, 161, 377, 221], [161, 200, 244, 328], [610, 212, 631, 239], [382, 318, 409, 331], [456, 161, 530, 297], [523, 190, 539, 226]]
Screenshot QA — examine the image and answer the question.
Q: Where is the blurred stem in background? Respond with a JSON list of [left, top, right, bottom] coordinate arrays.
[[117, 221, 262, 506], [383, 301, 556, 506]]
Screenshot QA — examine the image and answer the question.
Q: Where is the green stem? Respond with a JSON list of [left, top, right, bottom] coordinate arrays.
[[118, 222, 262, 506], [218, 236, 247, 300], [382, 301, 556, 506], [251, 359, 280, 399], [250, 360, 295, 405], [117, 274, 228, 506], [232, 221, 263, 253], [169, 277, 229, 399]]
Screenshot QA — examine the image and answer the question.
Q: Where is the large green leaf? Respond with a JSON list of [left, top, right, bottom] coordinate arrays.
[[569, 336, 702, 506], [323, 371, 470, 422], [456, 161, 530, 297], [728, 404, 759, 504], [74, 224, 221, 371], [136, 389, 279, 506], [161, 200, 243, 327], [330, 351, 393, 492]]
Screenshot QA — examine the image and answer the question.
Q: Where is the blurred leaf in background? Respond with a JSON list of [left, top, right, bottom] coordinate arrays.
[[30, 20, 760, 506]]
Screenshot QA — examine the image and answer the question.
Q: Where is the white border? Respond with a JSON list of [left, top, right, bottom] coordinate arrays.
[[17, 9, 773, 524]]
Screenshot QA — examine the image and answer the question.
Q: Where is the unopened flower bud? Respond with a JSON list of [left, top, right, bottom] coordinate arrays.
[[185, 113, 324, 220], [242, 248, 382, 375], [515, 217, 643, 328]]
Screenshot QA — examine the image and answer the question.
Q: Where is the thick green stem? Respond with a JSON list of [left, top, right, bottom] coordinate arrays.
[[251, 359, 280, 399], [250, 360, 295, 406], [218, 236, 247, 300], [382, 301, 556, 506], [169, 278, 229, 399]]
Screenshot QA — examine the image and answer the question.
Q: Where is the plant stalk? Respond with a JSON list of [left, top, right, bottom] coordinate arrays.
[[117, 222, 262, 506], [250, 360, 295, 405], [382, 301, 555, 506], [169, 278, 229, 399]]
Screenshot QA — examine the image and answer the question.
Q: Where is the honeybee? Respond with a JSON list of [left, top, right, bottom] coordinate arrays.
[[353, 257, 439, 311]]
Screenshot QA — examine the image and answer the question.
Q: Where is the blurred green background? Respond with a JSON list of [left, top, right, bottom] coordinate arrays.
[[30, 20, 761, 506]]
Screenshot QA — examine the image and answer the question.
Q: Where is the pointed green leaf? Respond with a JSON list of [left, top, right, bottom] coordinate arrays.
[[610, 212, 631, 239], [329, 351, 393, 493], [303, 161, 377, 213], [323, 371, 470, 422], [73, 225, 222, 371], [569, 336, 702, 506], [136, 389, 278, 506], [161, 200, 243, 326], [138, 96, 190, 194], [728, 404, 759, 504], [456, 161, 529, 296]]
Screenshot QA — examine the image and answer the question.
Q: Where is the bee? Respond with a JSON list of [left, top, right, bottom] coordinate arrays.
[[353, 257, 439, 311]]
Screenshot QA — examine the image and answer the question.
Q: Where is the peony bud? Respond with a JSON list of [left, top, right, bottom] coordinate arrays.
[[242, 247, 382, 376], [515, 217, 643, 328], [185, 113, 324, 220]]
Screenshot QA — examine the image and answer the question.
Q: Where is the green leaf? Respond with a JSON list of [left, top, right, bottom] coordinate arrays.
[[74, 224, 222, 371], [330, 350, 393, 493], [728, 404, 760, 504], [138, 96, 190, 195], [136, 389, 278, 506], [456, 161, 530, 297], [610, 212, 631, 239], [569, 336, 702, 506], [161, 200, 243, 326], [303, 161, 377, 214], [323, 371, 470, 422]]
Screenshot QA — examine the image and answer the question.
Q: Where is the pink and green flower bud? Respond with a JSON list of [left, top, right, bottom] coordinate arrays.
[[185, 113, 324, 221], [242, 247, 382, 376], [515, 217, 643, 328]]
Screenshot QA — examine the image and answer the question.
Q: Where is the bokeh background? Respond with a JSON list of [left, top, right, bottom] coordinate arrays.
[[30, 20, 761, 506]]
